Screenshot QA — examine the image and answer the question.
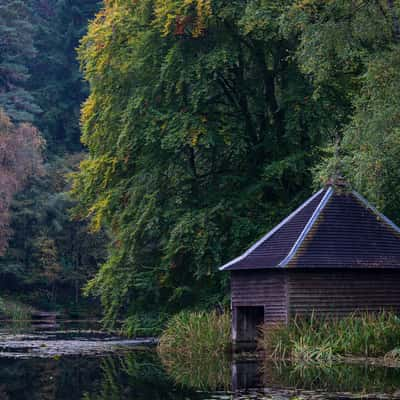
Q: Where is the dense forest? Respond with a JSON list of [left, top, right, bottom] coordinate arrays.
[[0, 0, 104, 313], [1, 0, 400, 330]]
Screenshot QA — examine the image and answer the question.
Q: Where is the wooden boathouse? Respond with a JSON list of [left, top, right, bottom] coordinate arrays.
[[220, 182, 400, 346]]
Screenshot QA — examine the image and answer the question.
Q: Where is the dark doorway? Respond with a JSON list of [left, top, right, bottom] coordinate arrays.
[[234, 306, 264, 346]]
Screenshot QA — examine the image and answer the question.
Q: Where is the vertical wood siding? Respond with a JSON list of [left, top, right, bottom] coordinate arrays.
[[288, 269, 400, 317], [231, 270, 287, 324]]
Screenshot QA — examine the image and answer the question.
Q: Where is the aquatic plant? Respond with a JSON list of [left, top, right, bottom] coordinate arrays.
[[258, 312, 400, 360], [158, 310, 231, 391]]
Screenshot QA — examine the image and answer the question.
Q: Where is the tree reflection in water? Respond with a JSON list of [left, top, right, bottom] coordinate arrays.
[[84, 351, 199, 400], [0, 351, 200, 400], [0, 350, 400, 399]]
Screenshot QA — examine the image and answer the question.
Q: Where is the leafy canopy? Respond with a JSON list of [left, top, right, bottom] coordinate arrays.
[[73, 0, 342, 326]]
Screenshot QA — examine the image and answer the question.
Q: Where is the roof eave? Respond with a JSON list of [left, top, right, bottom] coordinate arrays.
[[219, 188, 326, 271]]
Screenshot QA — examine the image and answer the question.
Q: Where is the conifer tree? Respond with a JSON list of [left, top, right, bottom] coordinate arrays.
[[0, 0, 41, 122], [29, 0, 101, 151]]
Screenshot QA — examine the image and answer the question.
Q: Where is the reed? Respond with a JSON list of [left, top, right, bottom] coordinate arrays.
[[258, 312, 400, 361], [158, 310, 231, 356]]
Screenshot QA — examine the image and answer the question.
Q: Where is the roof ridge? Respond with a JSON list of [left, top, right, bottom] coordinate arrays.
[[219, 188, 326, 271], [278, 186, 334, 268], [351, 190, 400, 236]]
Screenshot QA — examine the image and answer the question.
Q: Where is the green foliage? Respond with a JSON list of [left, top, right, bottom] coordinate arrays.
[[158, 310, 231, 390], [28, 0, 101, 152], [284, 0, 400, 220], [121, 312, 168, 337], [0, 109, 45, 254], [259, 312, 400, 360], [2, 0, 399, 326], [0, 0, 100, 144], [0, 154, 107, 311], [343, 49, 400, 215], [0, 0, 41, 122], [0, 1, 102, 313], [73, 0, 338, 326]]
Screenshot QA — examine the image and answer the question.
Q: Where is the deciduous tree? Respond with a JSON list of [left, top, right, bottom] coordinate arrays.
[[73, 0, 341, 327], [0, 109, 44, 253]]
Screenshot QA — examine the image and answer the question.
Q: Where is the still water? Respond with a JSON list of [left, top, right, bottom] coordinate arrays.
[[0, 325, 400, 399]]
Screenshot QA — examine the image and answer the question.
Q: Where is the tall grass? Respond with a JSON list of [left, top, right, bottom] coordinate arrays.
[[158, 310, 231, 390], [258, 312, 400, 361], [0, 297, 32, 330]]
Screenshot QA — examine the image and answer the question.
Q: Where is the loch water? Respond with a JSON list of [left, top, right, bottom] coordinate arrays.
[[0, 325, 400, 399]]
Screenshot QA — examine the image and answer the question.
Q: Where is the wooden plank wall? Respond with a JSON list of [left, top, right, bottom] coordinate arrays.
[[231, 270, 288, 324], [288, 269, 400, 318], [231, 269, 400, 326]]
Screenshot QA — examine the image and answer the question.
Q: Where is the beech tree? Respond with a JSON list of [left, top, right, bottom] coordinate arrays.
[[73, 0, 338, 328], [73, 0, 400, 333]]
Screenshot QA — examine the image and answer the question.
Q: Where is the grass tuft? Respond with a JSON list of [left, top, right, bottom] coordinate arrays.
[[0, 297, 33, 330], [258, 312, 400, 361], [0, 298, 32, 321]]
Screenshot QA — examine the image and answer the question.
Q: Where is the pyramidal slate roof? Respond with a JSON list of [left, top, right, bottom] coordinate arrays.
[[220, 185, 400, 271]]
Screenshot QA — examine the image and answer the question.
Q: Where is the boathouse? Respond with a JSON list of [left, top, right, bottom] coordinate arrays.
[[220, 183, 400, 345]]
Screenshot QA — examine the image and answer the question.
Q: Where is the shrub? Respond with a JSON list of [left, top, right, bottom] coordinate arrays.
[[122, 312, 168, 337]]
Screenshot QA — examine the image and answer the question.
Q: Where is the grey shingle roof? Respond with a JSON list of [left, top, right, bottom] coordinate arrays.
[[220, 186, 400, 271]]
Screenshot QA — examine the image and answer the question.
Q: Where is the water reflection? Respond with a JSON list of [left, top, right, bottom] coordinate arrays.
[[159, 346, 400, 396], [233, 360, 400, 398], [159, 345, 231, 391], [232, 360, 261, 391], [0, 351, 201, 400], [160, 347, 400, 397], [0, 356, 102, 400], [82, 352, 199, 400], [262, 360, 400, 394], [0, 329, 400, 399]]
